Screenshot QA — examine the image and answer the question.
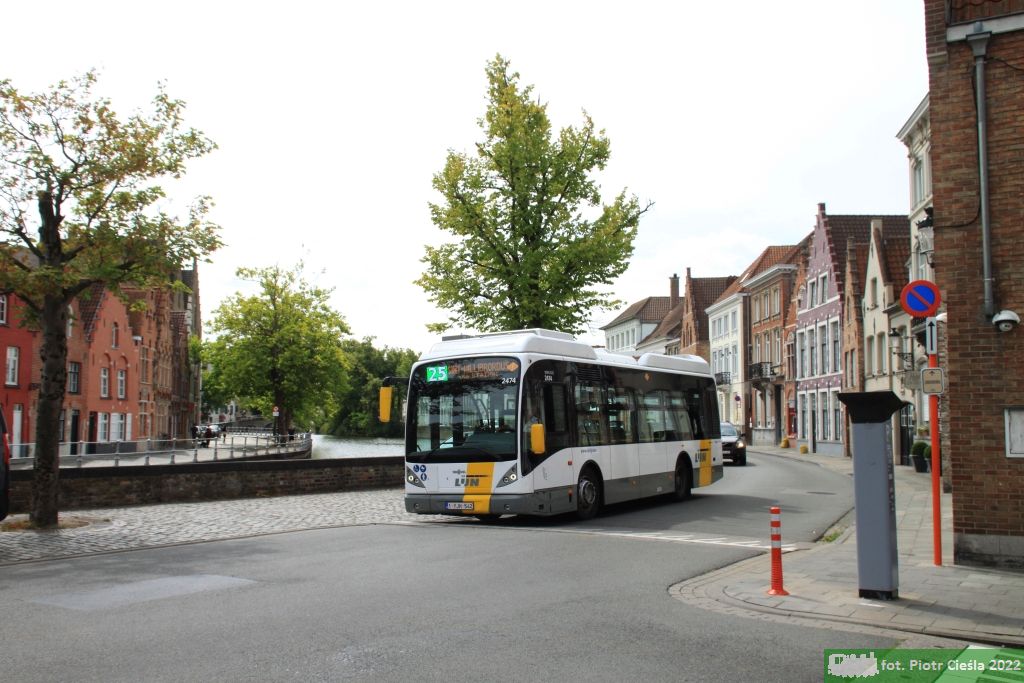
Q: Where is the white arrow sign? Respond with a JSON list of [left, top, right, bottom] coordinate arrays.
[[925, 316, 938, 355]]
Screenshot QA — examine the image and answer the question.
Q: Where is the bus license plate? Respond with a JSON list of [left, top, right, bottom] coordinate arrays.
[[445, 502, 474, 511]]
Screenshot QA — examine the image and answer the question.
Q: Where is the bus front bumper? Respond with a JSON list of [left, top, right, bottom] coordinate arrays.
[[405, 489, 576, 517]]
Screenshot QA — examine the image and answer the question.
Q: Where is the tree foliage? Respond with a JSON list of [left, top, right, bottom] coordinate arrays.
[[204, 264, 350, 433], [416, 55, 650, 335], [0, 71, 220, 527], [326, 338, 418, 437]]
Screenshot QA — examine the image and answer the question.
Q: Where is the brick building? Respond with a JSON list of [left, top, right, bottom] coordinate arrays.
[[679, 268, 736, 362], [924, 0, 1024, 569], [744, 244, 804, 447], [0, 294, 37, 455]]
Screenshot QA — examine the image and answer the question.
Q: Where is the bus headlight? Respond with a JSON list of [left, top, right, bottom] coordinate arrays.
[[735, 440, 745, 449], [496, 464, 518, 488], [405, 466, 426, 488]]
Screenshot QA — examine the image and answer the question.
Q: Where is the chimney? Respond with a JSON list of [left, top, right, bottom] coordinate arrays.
[[670, 273, 680, 308]]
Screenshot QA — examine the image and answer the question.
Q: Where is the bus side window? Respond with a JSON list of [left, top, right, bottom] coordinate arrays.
[[575, 382, 608, 446], [667, 390, 691, 441]]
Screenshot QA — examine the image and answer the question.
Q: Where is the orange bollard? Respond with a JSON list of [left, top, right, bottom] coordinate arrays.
[[767, 505, 789, 596]]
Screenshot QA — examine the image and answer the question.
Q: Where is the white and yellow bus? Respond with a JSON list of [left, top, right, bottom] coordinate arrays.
[[381, 329, 723, 520]]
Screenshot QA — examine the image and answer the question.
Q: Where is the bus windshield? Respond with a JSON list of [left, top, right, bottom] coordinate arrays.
[[406, 356, 520, 463]]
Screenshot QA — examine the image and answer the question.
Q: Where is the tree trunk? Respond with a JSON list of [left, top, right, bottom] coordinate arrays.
[[32, 295, 70, 528]]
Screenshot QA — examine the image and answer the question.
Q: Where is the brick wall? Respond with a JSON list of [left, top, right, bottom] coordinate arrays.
[[7, 457, 405, 512], [925, 0, 1024, 569]]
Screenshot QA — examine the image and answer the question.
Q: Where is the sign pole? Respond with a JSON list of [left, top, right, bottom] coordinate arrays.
[[899, 280, 943, 567], [929, 352, 942, 566]]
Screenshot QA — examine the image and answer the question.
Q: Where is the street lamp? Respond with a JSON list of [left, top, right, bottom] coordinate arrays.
[[889, 328, 914, 368]]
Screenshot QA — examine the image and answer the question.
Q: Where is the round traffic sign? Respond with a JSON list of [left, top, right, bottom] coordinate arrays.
[[900, 280, 941, 317]]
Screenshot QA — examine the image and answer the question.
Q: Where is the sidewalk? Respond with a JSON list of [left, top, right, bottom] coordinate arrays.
[[671, 445, 1024, 647]]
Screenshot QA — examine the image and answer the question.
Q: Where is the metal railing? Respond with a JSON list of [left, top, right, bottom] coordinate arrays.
[[7, 431, 313, 469], [714, 371, 732, 386]]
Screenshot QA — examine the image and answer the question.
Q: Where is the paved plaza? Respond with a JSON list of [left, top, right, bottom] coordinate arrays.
[[3, 447, 1023, 647]]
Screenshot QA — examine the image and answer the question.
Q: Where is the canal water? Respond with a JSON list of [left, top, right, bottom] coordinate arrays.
[[310, 435, 404, 459]]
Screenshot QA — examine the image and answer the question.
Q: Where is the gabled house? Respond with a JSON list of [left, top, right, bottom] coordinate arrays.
[[680, 268, 736, 362], [601, 285, 673, 356], [862, 218, 913, 463], [744, 243, 805, 447], [635, 275, 686, 355], [794, 203, 906, 455]]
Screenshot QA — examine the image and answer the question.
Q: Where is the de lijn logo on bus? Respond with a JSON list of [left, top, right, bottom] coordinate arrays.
[[426, 364, 449, 382]]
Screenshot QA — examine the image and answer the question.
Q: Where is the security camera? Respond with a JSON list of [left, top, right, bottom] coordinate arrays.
[[993, 309, 1020, 333]]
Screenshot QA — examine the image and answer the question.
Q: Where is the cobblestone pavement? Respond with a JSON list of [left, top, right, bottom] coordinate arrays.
[[0, 489, 419, 564]]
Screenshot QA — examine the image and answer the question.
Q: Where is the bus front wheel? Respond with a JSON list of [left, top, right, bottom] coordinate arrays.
[[673, 461, 693, 501], [575, 468, 602, 520]]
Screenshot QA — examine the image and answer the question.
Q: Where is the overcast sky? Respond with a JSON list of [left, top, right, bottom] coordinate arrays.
[[3, 1, 929, 354]]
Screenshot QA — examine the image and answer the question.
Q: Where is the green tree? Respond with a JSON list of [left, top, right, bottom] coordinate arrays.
[[417, 55, 650, 335], [327, 338, 418, 437], [0, 72, 220, 527], [205, 264, 349, 434]]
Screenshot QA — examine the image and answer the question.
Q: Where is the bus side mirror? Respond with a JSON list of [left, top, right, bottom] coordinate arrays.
[[379, 386, 393, 423], [530, 423, 546, 455]]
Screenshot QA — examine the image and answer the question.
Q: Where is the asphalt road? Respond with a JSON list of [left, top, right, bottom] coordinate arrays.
[[1, 452, 894, 682]]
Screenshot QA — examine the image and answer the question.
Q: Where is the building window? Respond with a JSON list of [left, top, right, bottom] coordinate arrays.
[[831, 321, 841, 373], [798, 332, 806, 378], [731, 344, 738, 374], [100, 367, 110, 398], [117, 369, 126, 399], [912, 156, 926, 206], [140, 347, 150, 384], [99, 413, 109, 442], [799, 395, 806, 439], [731, 311, 737, 331], [820, 393, 830, 440], [877, 333, 886, 374], [111, 413, 122, 442], [773, 329, 781, 366], [67, 305, 74, 338], [809, 280, 818, 308], [68, 362, 81, 394], [0, 294, 7, 324], [5, 346, 18, 385], [820, 274, 828, 301], [870, 278, 879, 308], [833, 390, 842, 442], [753, 297, 761, 321], [808, 328, 817, 376], [819, 325, 828, 374], [112, 322, 119, 348], [772, 288, 780, 316], [762, 293, 770, 320], [865, 336, 874, 375]]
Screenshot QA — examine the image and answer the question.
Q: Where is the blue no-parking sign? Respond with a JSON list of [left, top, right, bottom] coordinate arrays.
[[900, 280, 941, 317]]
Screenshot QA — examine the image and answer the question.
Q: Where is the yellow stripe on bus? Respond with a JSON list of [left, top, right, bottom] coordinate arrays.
[[699, 439, 712, 487], [462, 462, 494, 514]]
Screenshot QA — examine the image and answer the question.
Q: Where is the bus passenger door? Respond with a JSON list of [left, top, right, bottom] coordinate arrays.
[[604, 384, 639, 503]]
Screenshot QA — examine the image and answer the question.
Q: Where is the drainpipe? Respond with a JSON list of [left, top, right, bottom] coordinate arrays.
[[966, 25, 995, 318]]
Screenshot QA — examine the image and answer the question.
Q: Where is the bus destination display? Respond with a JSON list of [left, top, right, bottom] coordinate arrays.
[[424, 358, 519, 383]]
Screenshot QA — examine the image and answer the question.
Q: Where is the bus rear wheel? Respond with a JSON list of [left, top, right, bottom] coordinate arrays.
[[575, 468, 602, 520], [673, 461, 693, 501]]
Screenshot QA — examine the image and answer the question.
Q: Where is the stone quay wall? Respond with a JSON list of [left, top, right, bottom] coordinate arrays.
[[6, 457, 405, 512]]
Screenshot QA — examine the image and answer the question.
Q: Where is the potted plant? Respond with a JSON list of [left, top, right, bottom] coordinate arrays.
[[911, 440, 930, 472]]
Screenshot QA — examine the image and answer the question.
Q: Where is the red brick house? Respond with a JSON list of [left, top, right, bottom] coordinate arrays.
[[0, 294, 37, 455], [924, 0, 1024, 569], [680, 268, 736, 361]]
